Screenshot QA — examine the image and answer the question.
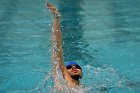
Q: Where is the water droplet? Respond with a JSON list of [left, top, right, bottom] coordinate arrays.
[[63, 42, 65, 44], [57, 49, 60, 51]]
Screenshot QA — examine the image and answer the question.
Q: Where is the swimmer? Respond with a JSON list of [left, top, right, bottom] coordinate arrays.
[[47, 3, 82, 89]]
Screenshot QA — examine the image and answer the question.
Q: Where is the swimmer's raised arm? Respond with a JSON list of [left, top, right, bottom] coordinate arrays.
[[47, 3, 70, 81], [47, 3, 83, 89]]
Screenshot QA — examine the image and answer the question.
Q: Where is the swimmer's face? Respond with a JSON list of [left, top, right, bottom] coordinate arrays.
[[66, 65, 82, 78]]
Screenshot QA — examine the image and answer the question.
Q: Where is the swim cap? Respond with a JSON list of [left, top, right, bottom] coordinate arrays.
[[65, 61, 82, 70]]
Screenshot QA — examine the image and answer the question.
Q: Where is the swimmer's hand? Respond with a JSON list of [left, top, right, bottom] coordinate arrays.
[[47, 3, 60, 17]]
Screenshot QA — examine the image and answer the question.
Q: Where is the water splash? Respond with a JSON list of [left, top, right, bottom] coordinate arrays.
[[6, 64, 135, 93], [81, 65, 126, 93]]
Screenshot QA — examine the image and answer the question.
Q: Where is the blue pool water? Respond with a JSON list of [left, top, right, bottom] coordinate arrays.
[[0, 0, 140, 93]]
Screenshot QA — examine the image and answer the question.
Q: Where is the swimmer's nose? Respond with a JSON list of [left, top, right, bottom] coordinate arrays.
[[71, 66, 77, 69]]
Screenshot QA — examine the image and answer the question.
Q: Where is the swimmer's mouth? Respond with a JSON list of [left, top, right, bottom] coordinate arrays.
[[71, 70, 78, 73]]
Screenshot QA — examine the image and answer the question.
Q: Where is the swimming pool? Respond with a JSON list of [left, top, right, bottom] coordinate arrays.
[[0, 0, 140, 93]]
